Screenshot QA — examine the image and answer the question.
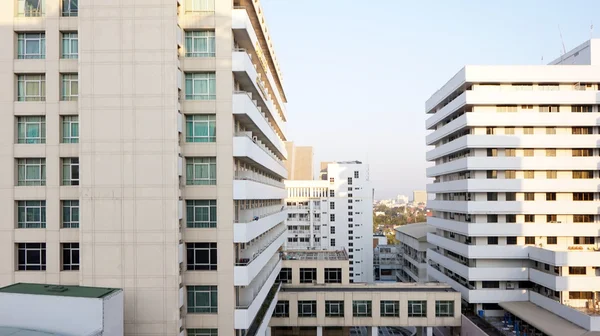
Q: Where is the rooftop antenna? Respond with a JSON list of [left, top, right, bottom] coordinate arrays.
[[558, 25, 567, 56], [591, 23, 594, 40]]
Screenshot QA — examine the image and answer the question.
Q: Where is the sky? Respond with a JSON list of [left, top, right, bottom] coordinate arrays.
[[260, 0, 600, 199]]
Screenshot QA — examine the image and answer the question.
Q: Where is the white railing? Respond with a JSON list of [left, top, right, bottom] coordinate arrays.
[[236, 228, 286, 266], [235, 131, 284, 166], [235, 205, 286, 223], [234, 170, 284, 189], [234, 90, 282, 144]]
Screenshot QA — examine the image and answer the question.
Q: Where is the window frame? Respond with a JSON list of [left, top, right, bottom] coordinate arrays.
[[17, 32, 45, 59], [273, 300, 289, 318], [186, 114, 216, 142], [187, 285, 218, 313], [186, 242, 217, 271], [62, 200, 79, 228], [61, 0, 78, 16], [17, 74, 46, 101], [17, 200, 46, 228], [407, 300, 427, 318], [184, 30, 216, 57], [62, 242, 79, 271], [324, 268, 342, 284], [299, 268, 317, 283], [435, 301, 455, 317], [61, 157, 79, 186], [17, 116, 45, 144], [380, 300, 400, 317], [185, 0, 215, 12], [61, 73, 79, 101], [185, 73, 216, 100], [17, 158, 46, 186], [61, 115, 79, 143], [186, 200, 217, 228], [297, 301, 317, 317], [61, 32, 78, 58], [186, 157, 216, 185], [352, 300, 372, 317], [325, 300, 345, 317], [17, 242, 46, 270]]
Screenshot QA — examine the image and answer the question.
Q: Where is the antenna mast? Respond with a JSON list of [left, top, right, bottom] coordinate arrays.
[[558, 25, 567, 55]]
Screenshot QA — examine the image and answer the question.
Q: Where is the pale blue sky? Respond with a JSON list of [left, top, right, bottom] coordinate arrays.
[[261, 0, 599, 199]]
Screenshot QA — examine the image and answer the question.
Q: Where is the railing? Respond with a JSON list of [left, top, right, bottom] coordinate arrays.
[[235, 205, 286, 223], [235, 170, 284, 189], [286, 217, 309, 222], [236, 228, 286, 266], [234, 90, 284, 148], [235, 131, 284, 167], [246, 283, 281, 336]]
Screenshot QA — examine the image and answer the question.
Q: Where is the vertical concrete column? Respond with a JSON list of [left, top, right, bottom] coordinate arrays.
[[317, 326, 323, 336], [425, 327, 432, 336], [370, 327, 378, 336]]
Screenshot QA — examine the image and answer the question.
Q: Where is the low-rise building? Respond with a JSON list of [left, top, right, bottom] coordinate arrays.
[[373, 245, 401, 282], [395, 223, 435, 283]]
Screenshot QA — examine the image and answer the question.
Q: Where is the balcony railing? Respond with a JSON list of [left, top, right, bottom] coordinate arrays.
[[246, 283, 281, 336], [236, 228, 286, 266], [235, 205, 286, 223], [235, 131, 284, 166], [234, 170, 284, 189], [235, 90, 282, 147]]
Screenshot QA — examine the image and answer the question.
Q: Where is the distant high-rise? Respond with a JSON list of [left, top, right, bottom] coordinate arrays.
[[284, 141, 314, 180], [412, 190, 427, 205]]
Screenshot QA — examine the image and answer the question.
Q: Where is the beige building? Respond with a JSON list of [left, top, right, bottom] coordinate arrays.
[[412, 190, 427, 206], [284, 142, 314, 180], [0, 0, 288, 335]]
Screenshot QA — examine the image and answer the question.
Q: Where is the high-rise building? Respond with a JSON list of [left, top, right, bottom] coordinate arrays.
[[0, 1, 288, 335], [285, 161, 374, 283], [284, 141, 314, 180], [426, 40, 600, 332], [412, 190, 427, 206]]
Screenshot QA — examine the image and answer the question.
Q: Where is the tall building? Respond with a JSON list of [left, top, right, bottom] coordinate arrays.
[[0, 0, 288, 335], [395, 223, 434, 283], [285, 162, 374, 283], [412, 190, 427, 206], [426, 40, 600, 332], [284, 141, 314, 180]]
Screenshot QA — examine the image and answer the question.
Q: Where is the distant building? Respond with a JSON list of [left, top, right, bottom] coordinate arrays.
[[284, 142, 314, 180], [374, 211, 386, 216], [373, 244, 401, 281], [396, 194, 409, 204], [395, 223, 434, 282], [412, 190, 427, 205]]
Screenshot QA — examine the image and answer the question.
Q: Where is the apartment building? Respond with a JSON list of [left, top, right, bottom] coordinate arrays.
[[426, 39, 600, 332], [0, 0, 288, 335], [373, 244, 401, 282], [285, 162, 374, 283], [395, 223, 434, 283]]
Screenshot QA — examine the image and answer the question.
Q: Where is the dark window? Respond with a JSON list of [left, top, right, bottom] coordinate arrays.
[[300, 268, 317, 283], [487, 170, 497, 179], [505, 192, 516, 201], [569, 267, 587, 275], [273, 300, 289, 317], [277, 268, 292, 283], [482, 281, 500, 289], [329, 190, 335, 197], [325, 300, 344, 317], [298, 301, 317, 317], [525, 215, 535, 223], [487, 215, 498, 223], [573, 192, 594, 201], [574, 237, 595, 245], [17, 243, 46, 270], [506, 214, 516, 223], [525, 237, 535, 245], [354, 171, 359, 178], [330, 202, 335, 209], [435, 301, 455, 317], [487, 192, 498, 201], [324, 268, 342, 283], [574, 215, 594, 223], [547, 237, 557, 245], [380, 301, 399, 317], [187, 243, 217, 270], [347, 177, 352, 185], [524, 193, 535, 201], [547, 214, 557, 223], [408, 300, 427, 317], [569, 292, 594, 299], [507, 237, 517, 245], [352, 300, 371, 317], [487, 237, 498, 245], [546, 193, 556, 201], [62, 243, 79, 271]]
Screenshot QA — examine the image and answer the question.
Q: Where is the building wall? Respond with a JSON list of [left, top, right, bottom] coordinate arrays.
[[284, 142, 314, 181], [282, 259, 350, 285]]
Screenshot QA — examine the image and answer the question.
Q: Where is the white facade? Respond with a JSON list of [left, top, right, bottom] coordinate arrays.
[[395, 223, 434, 283], [373, 244, 401, 282], [285, 162, 374, 283], [426, 39, 600, 330]]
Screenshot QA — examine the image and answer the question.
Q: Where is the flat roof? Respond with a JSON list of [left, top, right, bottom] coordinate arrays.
[[395, 223, 434, 241], [499, 301, 600, 336], [283, 250, 348, 261], [0, 327, 67, 336], [0, 283, 119, 299]]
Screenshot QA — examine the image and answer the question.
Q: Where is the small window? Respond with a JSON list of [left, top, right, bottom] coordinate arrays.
[[61, 74, 79, 101], [17, 158, 46, 186], [525, 215, 535, 223], [330, 202, 335, 210], [17, 74, 46, 101], [487, 192, 498, 201], [482, 281, 500, 289], [17, 201, 46, 228], [17, 33, 45, 59], [546, 127, 556, 134], [545, 149, 556, 157], [188, 330, 218, 336], [435, 301, 455, 317], [187, 243, 217, 270], [300, 268, 316, 283], [330, 238, 336, 247], [486, 127, 495, 135], [276, 268, 292, 284], [354, 171, 359, 178], [329, 190, 335, 197], [298, 301, 317, 317], [61, 158, 79, 186], [185, 73, 216, 100], [186, 200, 216, 228], [62, 200, 79, 228], [525, 237, 535, 245], [507, 236, 517, 245], [61, 116, 79, 143], [329, 178, 334, 183], [186, 157, 216, 185], [187, 286, 217, 313], [505, 149, 516, 157], [487, 215, 498, 223], [505, 127, 515, 135], [524, 193, 535, 201], [17, 116, 45, 144], [523, 127, 534, 135], [573, 170, 594, 179], [185, 0, 215, 13], [546, 193, 556, 201], [573, 237, 595, 245], [347, 177, 353, 185], [547, 170, 557, 179], [523, 149, 534, 157], [487, 148, 497, 157], [569, 267, 587, 275], [330, 226, 335, 234], [61, 32, 78, 58], [524, 171, 534, 179], [547, 214, 557, 223], [325, 301, 344, 317], [62, 243, 79, 271], [505, 192, 516, 201], [330, 214, 335, 221], [17, 243, 46, 270], [380, 301, 399, 317], [186, 115, 216, 142], [573, 192, 594, 201], [352, 300, 372, 317], [547, 237, 557, 245], [273, 301, 289, 317], [486, 170, 497, 179], [61, 0, 78, 17], [573, 215, 594, 223], [17, 0, 46, 17], [184, 31, 216, 57], [487, 237, 498, 245], [324, 268, 342, 284], [408, 300, 427, 317]]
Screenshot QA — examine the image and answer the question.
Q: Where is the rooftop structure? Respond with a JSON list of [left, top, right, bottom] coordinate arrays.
[[283, 250, 348, 261]]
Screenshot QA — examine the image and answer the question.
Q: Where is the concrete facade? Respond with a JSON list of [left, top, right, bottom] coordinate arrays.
[[395, 224, 434, 283], [285, 141, 314, 181]]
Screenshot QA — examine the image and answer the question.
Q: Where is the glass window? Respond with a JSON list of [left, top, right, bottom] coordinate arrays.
[[61, 116, 79, 143], [487, 237, 498, 245], [505, 192, 516, 201], [572, 105, 593, 113], [547, 214, 557, 223], [17, 74, 46, 101], [546, 127, 556, 134], [486, 170, 497, 179], [17, 116, 45, 144], [573, 170, 594, 179], [525, 215, 535, 223], [61, 74, 78, 101], [523, 149, 534, 157], [186, 242, 217, 270], [185, 31, 215, 57], [298, 301, 316, 317], [186, 200, 216, 228], [352, 300, 371, 317], [329, 202, 335, 210], [523, 127, 534, 134], [547, 170, 557, 179], [273, 301, 289, 318], [17, 0, 46, 17], [17, 158, 46, 186], [17, 201, 46, 228], [61, 32, 78, 58], [185, 73, 216, 100], [546, 149, 556, 157], [569, 267, 587, 275], [187, 286, 217, 313], [62, 200, 79, 228], [573, 237, 595, 245], [524, 193, 535, 201], [62, 158, 79, 186], [325, 300, 344, 317], [435, 301, 455, 317], [507, 236, 517, 245], [573, 215, 594, 223], [324, 268, 342, 283], [573, 192, 594, 201], [546, 192, 556, 201], [524, 171, 534, 179], [505, 149, 515, 157], [17, 33, 45, 59], [525, 237, 535, 245], [186, 157, 216, 185], [380, 301, 399, 317], [187, 329, 217, 336], [408, 300, 427, 317], [547, 237, 557, 245], [61, 0, 78, 16], [300, 268, 317, 283], [62, 243, 79, 270], [17, 243, 46, 270], [185, 0, 214, 12], [186, 115, 215, 142], [482, 281, 500, 288], [276, 268, 292, 284]]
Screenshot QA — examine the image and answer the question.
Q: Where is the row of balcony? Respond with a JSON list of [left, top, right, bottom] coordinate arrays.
[[234, 131, 286, 179], [428, 199, 600, 214], [427, 175, 600, 192]]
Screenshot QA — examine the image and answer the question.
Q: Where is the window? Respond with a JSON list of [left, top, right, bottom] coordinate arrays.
[[523, 149, 534, 157], [186, 115, 215, 142], [497, 105, 518, 112], [329, 190, 335, 197], [569, 267, 587, 275], [435, 301, 454, 317], [325, 268, 342, 283], [330, 226, 335, 234], [61, 158, 79, 186], [525, 237, 535, 245], [574, 215, 594, 223], [325, 301, 344, 317], [187, 243, 217, 270], [17, 243, 46, 270], [330, 214, 335, 221], [547, 214, 557, 223], [329, 178, 335, 183], [408, 300, 427, 317], [17, 116, 45, 144], [187, 329, 218, 336], [505, 149, 516, 157], [17, 33, 45, 59], [547, 237, 557, 245], [487, 149, 497, 157], [573, 170, 594, 179], [524, 171, 534, 179], [487, 192, 498, 201], [330, 238, 336, 247], [185, 73, 216, 100], [347, 177, 353, 185], [298, 301, 317, 317], [300, 268, 317, 283], [523, 127, 534, 135], [545, 149, 556, 157], [354, 171, 359, 178], [329, 202, 335, 210], [185, 31, 215, 57], [546, 127, 556, 134], [61, 74, 79, 101], [486, 127, 495, 135], [572, 105, 593, 113], [482, 281, 500, 289], [573, 149, 593, 157], [18, 0, 46, 17], [61, 116, 79, 143], [380, 301, 400, 317], [569, 292, 594, 300], [573, 192, 594, 201], [486, 170, 497, 179], [62, 200, 79, 228], [348, 193, 353, 197], [187, 286, 217, 313], [487, 215, 498, 223], [506, 214, 516, 223], [273, 301, 289, 317], [61, 32, 78, 58], [352, 300, 371, 317], [505, 127, 515, 135], [186, 200, 216, 228], [17, 74, 45, 101], [539, 105, 559, 113], [62, 243, 79, 270], [17, 158, 45, 186], [507, 236, 517, 245], [17, 201, 46, 228], [506, 192, 516, 201], [572, 127, 593, 135], [525, 215, 535, 223], [186, 157, 216, 185], [276, 268, 292, 284], [524, 193, 535, 201], [547, 170, 557, 179], [546, 193, 556, 201], [573, 237, 595, 245], [185, 0, 215, 12]]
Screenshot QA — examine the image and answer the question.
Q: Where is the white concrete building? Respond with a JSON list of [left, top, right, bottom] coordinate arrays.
[[426, 40, 600, 332], [0, 1, 288, 335], [285, 162, 374, 283], [373, 244, 401, 282], [395, 223, 434, 283]]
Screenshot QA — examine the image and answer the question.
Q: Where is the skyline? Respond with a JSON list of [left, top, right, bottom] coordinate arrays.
[[261, 0, 600, 198]]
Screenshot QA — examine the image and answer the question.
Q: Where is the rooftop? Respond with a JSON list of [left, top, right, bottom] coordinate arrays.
[[0, 283, 119, 299], [395, 222, 435, 241], [0, 327, 67, 336], [283, 250, 348, 261]]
